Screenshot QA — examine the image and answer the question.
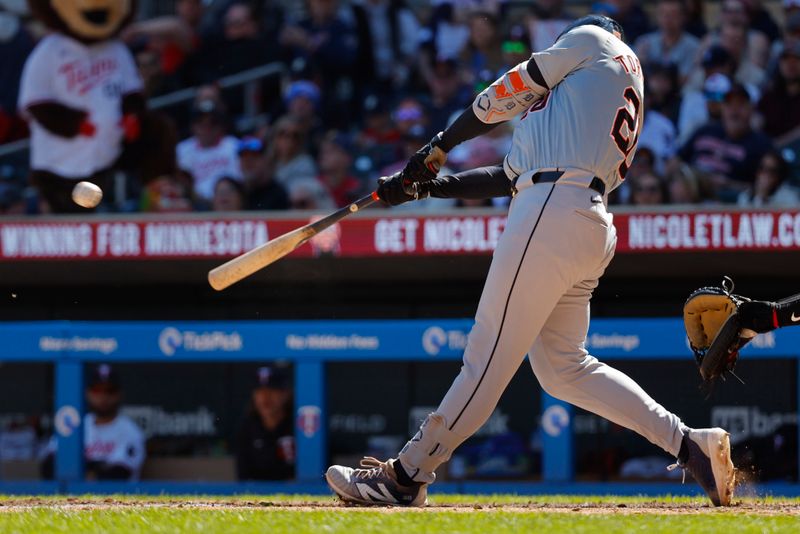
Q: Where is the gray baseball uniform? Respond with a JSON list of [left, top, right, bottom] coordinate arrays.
[[398, 26, 686, 484]]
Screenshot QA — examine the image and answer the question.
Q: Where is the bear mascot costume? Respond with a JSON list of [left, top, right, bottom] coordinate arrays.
[[19, 0, 175, 212]]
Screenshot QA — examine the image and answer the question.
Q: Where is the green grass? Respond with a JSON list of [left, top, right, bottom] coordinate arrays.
[[1, 495, 799, 533]]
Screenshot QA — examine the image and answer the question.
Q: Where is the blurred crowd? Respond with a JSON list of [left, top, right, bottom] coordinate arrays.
[[1, 0, 800, 214]]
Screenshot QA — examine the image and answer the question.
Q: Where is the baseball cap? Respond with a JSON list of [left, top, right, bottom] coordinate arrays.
[[284, 80, 321, 106], [255, 366, 290, 389], [88, 364, 121, 391], [703, 73, 732, 102], [237, 136, 264, 154], [702, 45, 733, 69]]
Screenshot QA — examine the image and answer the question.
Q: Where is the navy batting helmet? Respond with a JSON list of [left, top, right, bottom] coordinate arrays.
[[557, 14, 625, 43]]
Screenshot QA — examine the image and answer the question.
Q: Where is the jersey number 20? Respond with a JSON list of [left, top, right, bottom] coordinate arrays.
[[610, 87, 641, 179]]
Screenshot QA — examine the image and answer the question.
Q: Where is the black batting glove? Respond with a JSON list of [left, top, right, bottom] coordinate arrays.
[[376, 172, 429, 206], [401, 132, 448, 184]]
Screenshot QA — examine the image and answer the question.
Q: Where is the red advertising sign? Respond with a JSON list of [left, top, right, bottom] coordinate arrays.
[[1, 210, 798, 261]]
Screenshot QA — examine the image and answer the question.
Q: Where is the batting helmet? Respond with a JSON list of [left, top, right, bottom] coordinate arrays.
[[557, 14, 625, 43]]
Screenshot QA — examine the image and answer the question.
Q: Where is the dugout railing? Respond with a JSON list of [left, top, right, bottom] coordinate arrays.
[[0, 318, 798, 496]]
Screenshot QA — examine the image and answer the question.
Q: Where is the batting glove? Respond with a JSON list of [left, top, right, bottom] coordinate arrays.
[[376, 172, 429, 206], [401, 132, 447, 184]]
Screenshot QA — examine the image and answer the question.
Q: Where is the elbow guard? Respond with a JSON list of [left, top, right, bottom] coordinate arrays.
[[472, 60, 548, 124]]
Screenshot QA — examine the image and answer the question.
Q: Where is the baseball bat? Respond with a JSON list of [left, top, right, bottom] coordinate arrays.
[[208, 191, 380, 291]]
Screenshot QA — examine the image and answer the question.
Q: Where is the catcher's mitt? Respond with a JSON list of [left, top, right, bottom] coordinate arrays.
[[683, 277, 756, 384]]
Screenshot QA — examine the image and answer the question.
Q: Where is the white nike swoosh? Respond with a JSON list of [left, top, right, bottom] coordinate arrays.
[[792, 312, 800, 322]]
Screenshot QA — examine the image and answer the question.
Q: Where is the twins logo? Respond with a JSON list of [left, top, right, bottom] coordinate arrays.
[[159, 327, 183, 356], [54, 405, 81, 438], [422, 326, 448, 356], [297, 406, 321, 438]]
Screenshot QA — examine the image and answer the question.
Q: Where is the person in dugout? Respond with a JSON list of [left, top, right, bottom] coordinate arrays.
[[41, 364, 146, 480], [235, 365, 295, 480]]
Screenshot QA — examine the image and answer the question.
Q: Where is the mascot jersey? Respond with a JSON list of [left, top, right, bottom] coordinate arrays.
[[19, 32, 142, 178]]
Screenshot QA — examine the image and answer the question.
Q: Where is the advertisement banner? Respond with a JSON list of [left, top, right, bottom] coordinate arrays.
[[1, 318, 798, 362], [3, 210, 798, 262]]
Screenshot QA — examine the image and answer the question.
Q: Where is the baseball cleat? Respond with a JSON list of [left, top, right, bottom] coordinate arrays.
[[668, 428, 735, 506], [325, 457, 428, 506]]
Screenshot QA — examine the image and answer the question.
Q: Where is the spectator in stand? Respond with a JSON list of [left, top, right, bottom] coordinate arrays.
[[676, 82, 772, 202], [357, 94, 402, 171], [696, 0, 770, 70], [419, 1, 471, 78], [679, 54, 734, 144], [667, 163, 711, 203], [237, 137, 289, 211], [630, 172, 668, 205], [526, 0, 574, 52], [463, 11, 504, 84], [758, 42, 800, 146], [183, 2, 276, 117], [769, 12, 800, 74], [686, 18, 766, 93], [743, 0, 781, 44], [279, 0, 359, 128], [351, 0, 420, 94], [644, 63, 682, 126], [264, 116, 317, 191], [121, 0, 204, 89], [134, 48, 180, 98], [212, 176, 247, 211], [0, 0, 34, 144], [176, 97, 242, 204], [393, 98, 429, 139], [316, 131, 364, 208], [601, 0, 651, 44], [738, 149, 800, 206], [684, 0, 708, 38], [639, 106, 677, 177], [235, 366, 294, 481], [634, 0, 699, 82], [41, 364, 146, 480], [423, 58, 470, 139], [283, 80, 323, 149], [140, 175, 195, 212]]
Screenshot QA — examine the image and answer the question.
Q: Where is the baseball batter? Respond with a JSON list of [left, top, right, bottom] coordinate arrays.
[[326, 16, 735, 507]]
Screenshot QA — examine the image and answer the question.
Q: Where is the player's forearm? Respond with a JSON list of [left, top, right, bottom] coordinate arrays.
[[425, 166, 513, 199], [439, 58, 548, 152], [774, 293, 800, 328]]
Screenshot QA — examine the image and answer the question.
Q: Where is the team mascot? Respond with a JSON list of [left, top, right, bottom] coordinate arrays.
[[19, 0, 175, 212]]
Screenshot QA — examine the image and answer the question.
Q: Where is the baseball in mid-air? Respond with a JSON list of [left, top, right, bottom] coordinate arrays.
[[71, 181, 103, 208]]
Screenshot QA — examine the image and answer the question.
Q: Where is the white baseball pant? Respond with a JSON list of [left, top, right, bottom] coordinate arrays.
[[398, 172, 686, 484]]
